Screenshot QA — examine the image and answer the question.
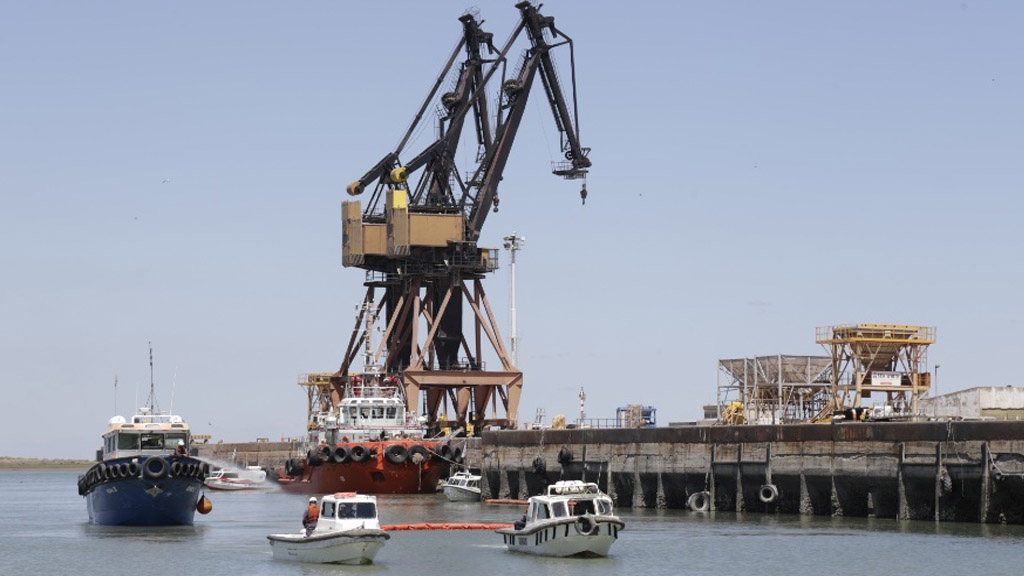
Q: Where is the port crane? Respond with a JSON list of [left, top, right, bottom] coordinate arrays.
[[320, 2, 590, 434]]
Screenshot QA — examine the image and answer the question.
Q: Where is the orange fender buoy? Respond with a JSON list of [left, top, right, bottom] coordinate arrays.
[[196, 495, 213, 514]]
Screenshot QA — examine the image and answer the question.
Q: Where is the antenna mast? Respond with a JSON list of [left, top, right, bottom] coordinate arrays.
[[146, 341, 159, 413]]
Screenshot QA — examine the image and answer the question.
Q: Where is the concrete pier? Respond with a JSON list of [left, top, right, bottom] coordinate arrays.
[[477, 421, 1024, 524]]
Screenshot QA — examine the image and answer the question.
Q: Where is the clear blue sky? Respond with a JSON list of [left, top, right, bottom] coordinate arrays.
[[2, 1, 1022, 459]]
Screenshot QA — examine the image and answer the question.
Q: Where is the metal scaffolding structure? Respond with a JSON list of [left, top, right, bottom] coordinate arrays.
[[716, 355, 833, 424], [816, 323, 935, 417]]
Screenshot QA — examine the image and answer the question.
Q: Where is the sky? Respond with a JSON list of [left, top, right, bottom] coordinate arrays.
[[2, 1, 1022, 459]]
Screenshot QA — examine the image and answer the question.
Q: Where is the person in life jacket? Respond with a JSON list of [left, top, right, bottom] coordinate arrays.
[[303, 497, 320, 536]]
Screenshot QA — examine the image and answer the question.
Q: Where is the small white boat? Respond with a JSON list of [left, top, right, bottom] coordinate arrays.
[[495, 480, 624, 558], [205, 466, 270, 491], [443, 470, 482, 502], [267, 492, 389, 564]]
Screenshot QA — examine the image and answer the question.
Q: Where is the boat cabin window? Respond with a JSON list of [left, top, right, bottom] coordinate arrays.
[[570, 499, 595, 515], [140, 433, 165, 450], [596, 499, 612, 515], [117, 433, 141, 451], [322, 501, 336, 519], [137, 432, 188, 450], [529, 501, 548, 521], [550, 501, 569, 518], [336, 502, 376, 519]]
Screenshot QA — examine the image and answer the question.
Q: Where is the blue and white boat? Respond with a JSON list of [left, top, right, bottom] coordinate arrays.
[[78, 351, 211, 525]]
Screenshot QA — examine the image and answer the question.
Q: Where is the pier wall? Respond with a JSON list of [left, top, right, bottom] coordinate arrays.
[[477, 421, 1024, 524]]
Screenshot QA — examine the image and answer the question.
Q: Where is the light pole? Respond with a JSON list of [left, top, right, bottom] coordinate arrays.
[[934, 364, 940, 397], [503, 232, 525, 367]]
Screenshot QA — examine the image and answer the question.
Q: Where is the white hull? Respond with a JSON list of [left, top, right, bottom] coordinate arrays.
[[204, 479, 269, 491], [443, 484, 481, 502], [496, 517, 623, 558], [267, 530, 387, 564]]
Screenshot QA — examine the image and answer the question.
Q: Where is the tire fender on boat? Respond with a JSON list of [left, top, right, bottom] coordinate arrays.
[[171, 461, 183, 476], [532, 456, 547, 474], [128, 462, 139, 477], [98, 463, 109, 481], [307, 449, 323, 467], [320, 445, 333, 461], [385, 444, 409, 465], [575, 515, 598, 535], [409, 444, 429, 465], [687, 491, 711, 512], [437, 444, 453, 460], [144, 456, 167, 479], [332, 445, 349, 463], [118, 463, 130, 478], [557, 446, 574, 465], [759, 484, 779, 504], [349, 444, 369, 463], [451, 446, 464, 464]]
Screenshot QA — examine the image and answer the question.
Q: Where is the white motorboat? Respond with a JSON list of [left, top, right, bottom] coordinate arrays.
[[267, 492, 389, 564], [443, 470, 481, 502], [495, 480, 624, 558], [205, 466, 270, 491]]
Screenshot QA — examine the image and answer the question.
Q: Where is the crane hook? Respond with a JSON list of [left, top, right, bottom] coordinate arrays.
[[580, 184, 587, 206], [493, 195, 500, 213]]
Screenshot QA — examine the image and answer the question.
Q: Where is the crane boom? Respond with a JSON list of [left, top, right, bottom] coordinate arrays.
[[343, 2, 589, 273]]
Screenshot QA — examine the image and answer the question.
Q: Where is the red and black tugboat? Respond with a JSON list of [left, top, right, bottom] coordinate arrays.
[[274, 370, 459, 495]]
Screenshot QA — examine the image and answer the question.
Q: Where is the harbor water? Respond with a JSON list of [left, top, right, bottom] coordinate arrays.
[[3, 468, 1022, 576]]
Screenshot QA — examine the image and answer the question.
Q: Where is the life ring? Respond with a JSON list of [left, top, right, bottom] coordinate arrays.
[[385, 444, 409, 464], [574, 515, 598, 535], [143, 457, 166, 479], [332, 445, 349, 463], [687, 491, 711, 512], [408, 444, 429, 465], [557, 446, 574, 465], [759, 484, 779, 504], [349, 444, 368, 463]]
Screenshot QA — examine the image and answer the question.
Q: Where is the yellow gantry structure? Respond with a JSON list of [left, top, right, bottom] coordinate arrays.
[[816, 323, 936, 416]]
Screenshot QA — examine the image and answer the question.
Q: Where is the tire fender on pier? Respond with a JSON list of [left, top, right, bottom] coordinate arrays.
[[759, 484, 779, 504], [687, 491, 711, 512]]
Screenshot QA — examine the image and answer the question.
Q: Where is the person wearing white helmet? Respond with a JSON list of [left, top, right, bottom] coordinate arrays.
[[303, 497, 320, 536], [174, 439, 187, 457]]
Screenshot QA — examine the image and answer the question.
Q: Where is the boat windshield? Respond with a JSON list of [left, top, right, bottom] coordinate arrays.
[[596, 498, 612, 515], [336, 502, 376, 519]]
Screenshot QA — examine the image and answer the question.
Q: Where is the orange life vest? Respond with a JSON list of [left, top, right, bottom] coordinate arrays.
[[305, 503, 320, 524]]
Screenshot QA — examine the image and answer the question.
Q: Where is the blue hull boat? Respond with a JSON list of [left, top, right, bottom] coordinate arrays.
[[81, 455, 208, 526]]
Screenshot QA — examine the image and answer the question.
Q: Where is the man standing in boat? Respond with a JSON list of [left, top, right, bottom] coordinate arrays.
[[174, 439, 187, 458], [303, 497, 320, 536]]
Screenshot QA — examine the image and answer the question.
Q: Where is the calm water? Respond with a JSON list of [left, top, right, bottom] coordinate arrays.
[[2, 469, 1022, 576]]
